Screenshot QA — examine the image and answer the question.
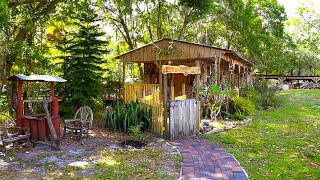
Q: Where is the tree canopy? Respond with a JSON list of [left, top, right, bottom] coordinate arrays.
[[1, 0, 320, 106]]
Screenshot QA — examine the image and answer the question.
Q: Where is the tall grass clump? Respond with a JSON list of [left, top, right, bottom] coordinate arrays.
[[241, 79, 279, 109], [104, 101, 152, 132]]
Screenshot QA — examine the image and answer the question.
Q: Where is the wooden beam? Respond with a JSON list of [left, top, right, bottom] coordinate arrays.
[[182, 83, 186, 95], [195, 60, 200, 134], [238, 65, 241, 88], [16, 80, 23, 127], [162, 65, 201, 75], [232, 63, 235, 87], [170, 75, 174, 100], [242, 66, 245, 87], [214, 57, 218, 85], [163, 73, 169, 139], [159, 61, 163, 101], [123, 62, 126, 101], [217, 57, 221, 85]]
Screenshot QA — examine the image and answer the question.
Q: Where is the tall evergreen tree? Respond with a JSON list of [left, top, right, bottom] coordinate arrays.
[[57, 10, 108, 113]]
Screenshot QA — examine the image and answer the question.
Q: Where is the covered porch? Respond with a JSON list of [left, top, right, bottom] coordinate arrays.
[[116, 38, 254, 139]]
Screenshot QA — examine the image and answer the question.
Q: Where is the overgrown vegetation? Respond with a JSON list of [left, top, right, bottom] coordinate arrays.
[[128, 124, 146, 141], [205, 90, 320, 179], [241, 79, 279, 109], [200, 84, 233, 122], [105, 101, 152, 133], [232, 97, 255, 120]]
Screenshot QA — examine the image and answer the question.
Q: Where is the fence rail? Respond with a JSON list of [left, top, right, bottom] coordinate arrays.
[[124, 83, 159, 102]]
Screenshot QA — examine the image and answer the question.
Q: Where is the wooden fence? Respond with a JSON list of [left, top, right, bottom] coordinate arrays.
[[124, 83, 163, 135], [169, 99, 198, 140], [124, 83, 159, 102]]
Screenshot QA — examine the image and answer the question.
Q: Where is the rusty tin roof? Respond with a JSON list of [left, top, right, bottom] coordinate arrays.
[[7, 74, 67, 83]]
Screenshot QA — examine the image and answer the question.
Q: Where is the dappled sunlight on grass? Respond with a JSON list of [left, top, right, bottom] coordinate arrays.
[[205, 90, 320, 179], [97, 156, 119, 166]]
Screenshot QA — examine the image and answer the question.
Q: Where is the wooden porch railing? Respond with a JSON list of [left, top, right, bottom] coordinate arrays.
[[124, 83, 163, 135], [124, 83, 159, 102]]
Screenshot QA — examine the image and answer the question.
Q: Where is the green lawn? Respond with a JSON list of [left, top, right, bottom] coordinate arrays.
[[205, 90, 320, 180]]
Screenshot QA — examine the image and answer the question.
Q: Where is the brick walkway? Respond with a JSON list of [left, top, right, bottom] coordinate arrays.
[[170, 137, 248, 180]]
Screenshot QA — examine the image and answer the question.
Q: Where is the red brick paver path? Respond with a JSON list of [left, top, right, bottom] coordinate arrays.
[[170, 137, 248, 180]]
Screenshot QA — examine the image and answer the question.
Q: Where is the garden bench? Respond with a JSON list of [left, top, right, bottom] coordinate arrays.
[[63, 106, 93, 144], [0, 113, 31, 153]]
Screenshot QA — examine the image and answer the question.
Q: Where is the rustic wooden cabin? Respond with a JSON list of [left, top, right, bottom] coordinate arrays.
[[115, 38, 254, 139]]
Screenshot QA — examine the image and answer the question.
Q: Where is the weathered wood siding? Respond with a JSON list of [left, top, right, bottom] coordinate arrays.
[[169, 99, 198, 140], [120, 39, 225, 62]]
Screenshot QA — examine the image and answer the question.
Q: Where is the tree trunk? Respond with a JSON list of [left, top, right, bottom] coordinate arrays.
[[178, 10, 190, 40], [157, 0, 163, 40]]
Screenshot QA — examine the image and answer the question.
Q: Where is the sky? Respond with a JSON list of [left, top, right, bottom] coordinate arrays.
[[277, 0, 320, 18]]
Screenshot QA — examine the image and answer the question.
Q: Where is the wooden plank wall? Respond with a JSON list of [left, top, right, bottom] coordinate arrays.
[[124, 83, 163, 135], [169, 99, 198, 140], [124, 83, 159, 102], [140, 88, 163, 135]]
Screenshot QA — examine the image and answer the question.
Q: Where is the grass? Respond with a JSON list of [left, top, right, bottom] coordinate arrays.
[[204, 89, 320, 180]]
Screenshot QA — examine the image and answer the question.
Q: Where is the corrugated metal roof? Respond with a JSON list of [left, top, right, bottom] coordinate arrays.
[[7, 74, 67, 82]]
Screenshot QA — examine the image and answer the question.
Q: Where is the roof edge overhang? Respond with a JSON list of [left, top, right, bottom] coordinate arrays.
[[7, 74, 67, 83], [114, 38, 254, 66]]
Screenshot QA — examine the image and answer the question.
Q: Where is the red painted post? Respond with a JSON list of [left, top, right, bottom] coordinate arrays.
[[50, 83, 60, 138], [16, 80, 23, 127], [52, 116, 61, 138], [50, 82, 54, 100], [52, 97, 59, 116]]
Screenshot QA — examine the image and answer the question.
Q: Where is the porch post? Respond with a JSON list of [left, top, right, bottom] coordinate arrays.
[[163, 73, 169, 139], [232, 63, 235, 87], [170, 74, 174, 100], [238, 65, 241, 88], [123, 62, 126, 101], [16, 80, 23, 127], [159, 61, 163, 101], [195, 60, 200, 134], [217, 57, 221, 85]]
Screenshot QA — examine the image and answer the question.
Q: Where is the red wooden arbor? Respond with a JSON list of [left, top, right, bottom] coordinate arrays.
[[7, 74, 66, 143]]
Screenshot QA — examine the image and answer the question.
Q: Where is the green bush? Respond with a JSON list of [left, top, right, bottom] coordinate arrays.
[[233, 97, 255, 120], [105, 101, 152, 132], [253, 79, 279, 109], [240, 85, 259, 107]]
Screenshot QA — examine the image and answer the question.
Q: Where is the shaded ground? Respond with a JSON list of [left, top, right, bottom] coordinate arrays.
[[0, 129, 181, 179], [205, 90, 320, 179]]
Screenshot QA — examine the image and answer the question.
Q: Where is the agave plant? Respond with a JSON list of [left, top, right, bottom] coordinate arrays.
[[105, 101, 152, 132]]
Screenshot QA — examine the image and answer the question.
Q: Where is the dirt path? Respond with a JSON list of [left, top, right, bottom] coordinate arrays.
[[0, 131, 180, 179]]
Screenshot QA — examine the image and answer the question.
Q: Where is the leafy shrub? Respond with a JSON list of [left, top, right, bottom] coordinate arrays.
[[105, 101, 152, 132], [232, 97, 255, 120], [240, 85, 259, 107], [253, 79, 279, 109], [128, 124, 146, 141]]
